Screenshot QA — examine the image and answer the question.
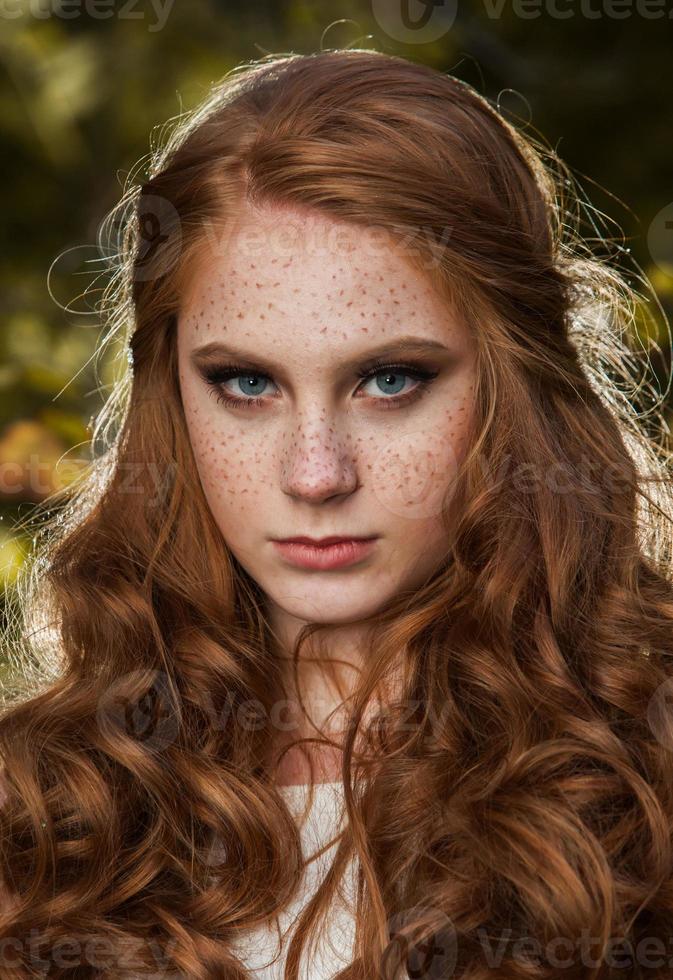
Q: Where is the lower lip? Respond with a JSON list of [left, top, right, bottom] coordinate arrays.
[[272, 538, 378, 570]]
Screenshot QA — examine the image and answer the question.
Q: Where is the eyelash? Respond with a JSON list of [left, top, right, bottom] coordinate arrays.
[[201, 360, 439, 411]]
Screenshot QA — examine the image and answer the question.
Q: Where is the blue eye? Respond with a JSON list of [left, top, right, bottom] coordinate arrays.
[[201, 362, 439, 411], [230, 374, 269, 398], [362, 369, 409, 397]]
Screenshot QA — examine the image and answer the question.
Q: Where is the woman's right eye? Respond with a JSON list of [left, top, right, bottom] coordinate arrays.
[[202, 366, 276, 408]]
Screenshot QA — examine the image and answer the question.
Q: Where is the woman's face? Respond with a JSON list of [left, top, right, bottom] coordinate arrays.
[[177, 204, 476, 642]]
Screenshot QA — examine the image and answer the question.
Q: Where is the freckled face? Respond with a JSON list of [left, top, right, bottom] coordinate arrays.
[[177, 205, 476, 632]]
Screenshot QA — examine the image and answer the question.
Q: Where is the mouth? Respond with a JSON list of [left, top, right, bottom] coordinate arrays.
[[270, 535, 379, 570], [273, 535, 377, 547]]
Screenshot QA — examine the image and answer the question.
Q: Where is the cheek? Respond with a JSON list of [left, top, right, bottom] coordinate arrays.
[[183, 404, 279, 521], [364, 401, 472, 525]]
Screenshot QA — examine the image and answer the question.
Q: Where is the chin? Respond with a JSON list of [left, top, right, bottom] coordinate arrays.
[[272, 588, 388, 626]]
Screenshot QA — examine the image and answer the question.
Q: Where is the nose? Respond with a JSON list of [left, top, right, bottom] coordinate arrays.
[[279, 415, 359, 504]]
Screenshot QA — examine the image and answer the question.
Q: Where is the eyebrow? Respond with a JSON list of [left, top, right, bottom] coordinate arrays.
[[190, 336, 453, 375]]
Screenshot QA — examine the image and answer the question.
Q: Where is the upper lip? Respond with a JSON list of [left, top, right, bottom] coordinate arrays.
[[273, 535, 377, 546]]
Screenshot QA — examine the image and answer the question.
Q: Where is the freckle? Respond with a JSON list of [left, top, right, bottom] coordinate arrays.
[[346, 301, 352, 307], [237, 312, 243, 319]]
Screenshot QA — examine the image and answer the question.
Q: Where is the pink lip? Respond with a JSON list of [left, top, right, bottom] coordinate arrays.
[[271, 537, 378, 570]]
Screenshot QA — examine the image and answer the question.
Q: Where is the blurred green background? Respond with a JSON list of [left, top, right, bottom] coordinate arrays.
[[1, 0, 672, 632]]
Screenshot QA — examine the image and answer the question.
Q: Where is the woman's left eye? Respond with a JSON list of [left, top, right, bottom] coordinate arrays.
[[361, 364, 439, 403], [202, 363, 439, 410]]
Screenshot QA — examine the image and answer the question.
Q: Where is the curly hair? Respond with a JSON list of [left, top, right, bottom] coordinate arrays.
[[1, 48, 673, 979]]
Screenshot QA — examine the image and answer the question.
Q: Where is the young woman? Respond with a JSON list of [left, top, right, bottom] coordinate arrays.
[[1, 47, 673, 979]]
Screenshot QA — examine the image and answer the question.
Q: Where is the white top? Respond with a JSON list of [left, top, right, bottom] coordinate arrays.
[[227, 780, 357, 978]]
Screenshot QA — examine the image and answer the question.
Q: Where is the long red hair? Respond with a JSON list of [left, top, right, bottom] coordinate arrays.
[[1, 49, 673, 979]]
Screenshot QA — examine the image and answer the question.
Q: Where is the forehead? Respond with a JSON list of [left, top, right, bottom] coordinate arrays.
[[178, 204, 468, 355]]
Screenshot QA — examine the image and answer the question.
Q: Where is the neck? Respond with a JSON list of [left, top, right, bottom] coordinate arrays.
[[263, 610, 408, 786]]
